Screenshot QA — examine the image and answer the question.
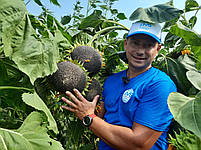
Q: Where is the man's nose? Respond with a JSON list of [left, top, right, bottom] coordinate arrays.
[[136, 44, 145, 55]]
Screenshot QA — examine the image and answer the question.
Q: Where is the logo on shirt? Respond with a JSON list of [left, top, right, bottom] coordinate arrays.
[[122, 88, 134, 103]]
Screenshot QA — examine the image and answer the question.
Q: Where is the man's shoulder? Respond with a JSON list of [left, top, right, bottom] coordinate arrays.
[[138, 67, 172, 84], [152, 67, 173, 81], [149, 67, 177, 89]]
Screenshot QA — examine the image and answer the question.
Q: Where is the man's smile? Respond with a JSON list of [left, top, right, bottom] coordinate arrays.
[[132, 55, 147, 61]]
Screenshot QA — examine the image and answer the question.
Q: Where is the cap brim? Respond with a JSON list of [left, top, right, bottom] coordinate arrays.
[[126, 31, 161, 43]]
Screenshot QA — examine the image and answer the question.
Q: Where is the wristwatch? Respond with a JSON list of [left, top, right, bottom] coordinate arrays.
[[82, 114, 96, 127]]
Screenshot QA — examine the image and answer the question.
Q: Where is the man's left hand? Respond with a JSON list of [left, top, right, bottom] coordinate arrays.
[[61, 89, 99, 120]]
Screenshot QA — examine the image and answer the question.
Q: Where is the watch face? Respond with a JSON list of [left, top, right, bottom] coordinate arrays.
[[83, 115, 92, 127], [84, 117, 91, 124]]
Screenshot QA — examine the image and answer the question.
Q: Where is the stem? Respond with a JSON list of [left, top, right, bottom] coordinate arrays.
[[103, 19, 130, 31], [160, 53, 169, 74], [88, 26, 128, 46], [181, 15, 188, 24], [0, 128, 22, 136], [86, 0, 90, 17], [194, 6, 201, 16], [0, 134, 8, 150], [0, 86, 34, 92]]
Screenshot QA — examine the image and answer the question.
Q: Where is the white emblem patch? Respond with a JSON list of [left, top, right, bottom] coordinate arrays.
[[122, 89, 134, 103]]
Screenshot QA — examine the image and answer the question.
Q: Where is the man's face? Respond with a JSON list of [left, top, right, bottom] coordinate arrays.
[[124, 34, 161, 71]]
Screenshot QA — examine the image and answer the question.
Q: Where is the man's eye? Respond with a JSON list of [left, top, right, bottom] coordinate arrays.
[[131, 41, 138, 45], [134, 41, 139, 45], [145, 43, 154, 48]]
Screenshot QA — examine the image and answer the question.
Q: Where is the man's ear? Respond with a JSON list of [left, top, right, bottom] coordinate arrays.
[[124, 39, 128, 51], [157, 44, 161, 52]]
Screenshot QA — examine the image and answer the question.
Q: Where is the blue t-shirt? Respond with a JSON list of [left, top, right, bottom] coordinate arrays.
[[99, 67, 177, 150]]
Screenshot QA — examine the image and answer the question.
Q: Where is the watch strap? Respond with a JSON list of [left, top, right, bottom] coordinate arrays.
[[89, 114, 96, 118]]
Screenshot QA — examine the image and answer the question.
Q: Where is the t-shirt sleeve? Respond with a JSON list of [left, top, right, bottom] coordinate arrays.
[[134, 80, 177, 131]]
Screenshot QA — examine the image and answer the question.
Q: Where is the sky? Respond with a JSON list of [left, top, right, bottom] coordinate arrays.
[[25, 0, 201, 39]]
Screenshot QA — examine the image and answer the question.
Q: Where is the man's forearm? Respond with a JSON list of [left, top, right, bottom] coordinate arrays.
[[89, 117, 146, 150]]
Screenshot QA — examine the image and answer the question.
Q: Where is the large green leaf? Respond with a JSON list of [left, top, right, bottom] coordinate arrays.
[[170, 22, 201, 66], [129, 3, 183, 23], [1, 0, 59, 84], [170, 22, 201, 46], [178, 54, 197, 71], [53, 30, 72, 50], [164, 56, 192, 94], [3, 14, 59, 84], [22, 92, 58, 134], [78, 10, 103, 29], [168, 92, 201, 138], [0, 0, 26, 56], [186, 71, 201, 90], [0, 0, 27, 31], [0, 112, 64, 150]]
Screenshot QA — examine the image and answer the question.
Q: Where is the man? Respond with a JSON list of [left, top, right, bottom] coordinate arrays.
[[61, 21, 177, 150]]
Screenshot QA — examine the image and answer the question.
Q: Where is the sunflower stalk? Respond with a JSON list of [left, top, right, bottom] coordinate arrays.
[[88, 26, 128, 46]]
